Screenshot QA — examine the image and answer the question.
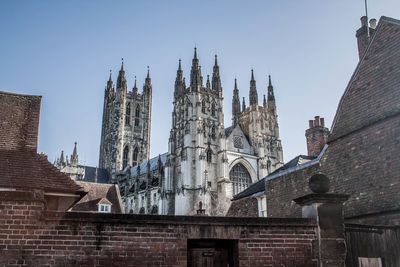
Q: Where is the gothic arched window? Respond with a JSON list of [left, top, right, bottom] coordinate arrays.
[[122, 146, 129, 170], [202, 100, 206, 113], [211, 103, 216, 116], [125, 103, 131, 126], [132, 147, 138, 166], [211, 126, 216, 140], [206, 149, 212, 163], [229, 163, 251, 195], [135, 106, 140, 126]]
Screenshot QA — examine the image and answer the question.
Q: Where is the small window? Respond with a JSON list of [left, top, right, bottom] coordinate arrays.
[[211, 126, 216, 140], [122, 146, 129, 170], [233, 136, 243, 149], [201, 100, 206, 113], [211, 103, 216, 116], [98, 204, 111, 213], [135, 106, 140, 126], [125, 103, 131, 126], [206, 149, 212, 163], [132, 147, 138, 166]]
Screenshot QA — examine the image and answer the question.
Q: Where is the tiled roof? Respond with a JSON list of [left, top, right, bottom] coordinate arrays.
[[330, 16, 400, 141], [0, 91, 83, 195], [232, 155, 316, 200], [130, 153, 167, 178], [71, 181, 123, 213], [0, 149, 83, 194]]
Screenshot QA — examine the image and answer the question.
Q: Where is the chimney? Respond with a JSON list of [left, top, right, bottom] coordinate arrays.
[[0, 92, 42, 152], [305, 116, 330, 157], [356, 16, 377, 60]]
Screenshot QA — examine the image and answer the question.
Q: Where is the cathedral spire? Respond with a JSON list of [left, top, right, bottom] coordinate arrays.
[[206, 75, 211, 89], [267, 74, 276, 113], [212, 54, 222, 94], [232, 78, 241, 125], [249, 69, 258, 106], [106, 70, 114, 99], [59, 150, 65, 166], [133, 76, 138, 95], [263, 94, 267, 108], [175, 59, 184, 98], [117, 58, 127, 91], [190, 47, 202, 91], [70, 142, 78, 166], [144, 66, 152, 95], [242, 97, 246, 111]]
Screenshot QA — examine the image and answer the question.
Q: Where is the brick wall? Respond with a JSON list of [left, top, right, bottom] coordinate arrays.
[[266, 164, 320, 218], [267, 115, 400, 224], [0, 190, 318, 266]]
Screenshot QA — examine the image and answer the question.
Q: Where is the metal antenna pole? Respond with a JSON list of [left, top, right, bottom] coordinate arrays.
[[365, 0, 370, 37]]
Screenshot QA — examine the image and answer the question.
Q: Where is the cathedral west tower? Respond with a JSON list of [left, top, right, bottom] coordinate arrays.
[[99, 60, 152, 177]]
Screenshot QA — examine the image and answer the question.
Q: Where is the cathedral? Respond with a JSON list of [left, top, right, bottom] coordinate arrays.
[[56, 48, 284, 216]]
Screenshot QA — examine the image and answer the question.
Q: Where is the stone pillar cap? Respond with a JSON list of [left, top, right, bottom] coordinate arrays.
[[293, 193, 349, 206]]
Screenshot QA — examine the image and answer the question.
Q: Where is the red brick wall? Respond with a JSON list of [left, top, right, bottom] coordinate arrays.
[[0, 191, 318, 266], [267, 115, 400, 225]]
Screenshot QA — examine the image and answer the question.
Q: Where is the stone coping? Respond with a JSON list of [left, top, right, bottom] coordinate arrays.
[[43, 211, 317, 227]]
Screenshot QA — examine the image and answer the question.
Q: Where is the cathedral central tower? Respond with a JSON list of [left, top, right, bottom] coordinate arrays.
[[164, 48, 225, 215]]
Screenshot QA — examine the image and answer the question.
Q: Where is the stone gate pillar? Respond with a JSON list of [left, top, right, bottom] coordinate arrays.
[[294, 173, 349, 267]]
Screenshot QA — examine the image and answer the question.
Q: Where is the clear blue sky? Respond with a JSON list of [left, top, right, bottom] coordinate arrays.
[[1, 1, 399, 166]]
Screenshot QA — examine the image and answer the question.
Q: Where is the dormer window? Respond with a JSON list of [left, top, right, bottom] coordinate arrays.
[[98, 204, 111, 213]]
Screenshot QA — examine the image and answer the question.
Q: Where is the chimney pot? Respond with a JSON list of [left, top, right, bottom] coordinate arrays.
[[314, 116, 320, 127], [309, 120, 314, 129], [369, 18, 377, 29], [320, 118, 325, 127], [360, 16, 368, 27]]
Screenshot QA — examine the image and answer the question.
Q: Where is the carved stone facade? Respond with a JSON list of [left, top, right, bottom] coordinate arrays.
[[108, 50, 283, 216], [98, 61, 152, 174], [162, 49, 283, 216]]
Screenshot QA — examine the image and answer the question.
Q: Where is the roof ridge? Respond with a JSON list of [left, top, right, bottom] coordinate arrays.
[[381, 16, 400, 25], [329, 15, 385, 141]]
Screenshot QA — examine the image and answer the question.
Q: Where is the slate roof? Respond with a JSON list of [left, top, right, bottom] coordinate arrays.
[[224, 126, 233, 136], [329, 16, 400, 141], [232, 155, 316, 200], [130, 153, 168, 178], [71, 181, 123, 213], [80, 166, 110, 184]]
